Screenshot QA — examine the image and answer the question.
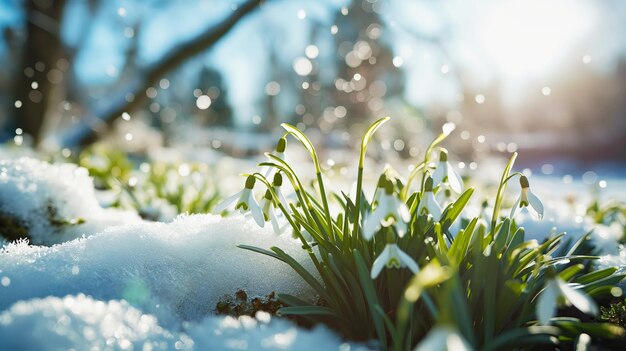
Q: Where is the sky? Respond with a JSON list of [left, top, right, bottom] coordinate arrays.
[[1, 0, 626, 130]]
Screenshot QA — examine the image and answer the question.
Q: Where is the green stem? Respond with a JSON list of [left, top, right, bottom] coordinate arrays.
[[316, 171, 335, 241], [353, 117, 390, 240], [353, 166, 364, 243], [490, 152, 518, 239]]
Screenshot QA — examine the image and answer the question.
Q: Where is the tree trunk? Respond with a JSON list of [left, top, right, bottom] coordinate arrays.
[[15, 0, 67, 146]]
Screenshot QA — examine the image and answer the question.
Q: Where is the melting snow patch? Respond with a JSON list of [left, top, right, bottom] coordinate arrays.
[[0, 157, 140, 245], [0, 295, 371, 351], [0, 214, 315, 324], [187, 311, 373, 350], [0, 294, 187, 351]]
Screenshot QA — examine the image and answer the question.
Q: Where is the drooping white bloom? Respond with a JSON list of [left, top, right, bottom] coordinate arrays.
[[362, 180, 411, 240], [259, 189, 287, 235], [414, 326, 474, 351], [536, 276, 598, 325], [432, 149, 463, 194], [271, 172, 290, 211], [511, 175, 544, 219], [417, 176, 442, 221], [213, 175, 265, 227], [371, 244, 419, 279], [263, 137, 287, 178]]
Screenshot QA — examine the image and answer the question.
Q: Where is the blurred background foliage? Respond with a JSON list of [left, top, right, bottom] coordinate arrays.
[[0, 0, 625, 168]]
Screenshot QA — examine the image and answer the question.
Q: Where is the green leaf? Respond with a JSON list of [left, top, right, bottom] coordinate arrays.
[[553, 319, 625, 339], [279, 306, 343, 319], [353, 250, 387, 345], [238, 245, 284, 262], [359, 116, 390, 167], [277, 293, 313, 307], [271, 246, 329, 301], [441, 187, 474, 232], [449, 217, 478, 261], [559, 264, 585, 281], [573, 267, 618, 285], [282, 123, 321, 173], [482, 326, 561, 351]]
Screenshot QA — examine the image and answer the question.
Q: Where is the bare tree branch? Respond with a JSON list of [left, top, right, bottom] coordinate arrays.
[[67, 0, 262, 148]]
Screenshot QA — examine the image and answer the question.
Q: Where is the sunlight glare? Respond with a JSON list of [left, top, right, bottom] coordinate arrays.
[[479, 0, 595, 80]]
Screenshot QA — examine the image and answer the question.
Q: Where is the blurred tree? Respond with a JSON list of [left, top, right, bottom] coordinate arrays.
[[327, 0, 403, 130], [7, 0, 261, 149], [14, 0, 68, 145]]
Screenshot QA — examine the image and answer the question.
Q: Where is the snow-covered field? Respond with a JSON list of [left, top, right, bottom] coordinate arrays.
[[0, 154, 624, 350]]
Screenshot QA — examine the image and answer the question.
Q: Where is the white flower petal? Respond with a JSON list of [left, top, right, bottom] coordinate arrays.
[[527, 190, 544, 219], [510, 196, 521, 218], [395, 220, 408, 238], [269, 211, 282, 235], [558, 280, 598, 316], [537, 280, 559, 325], [397, 248, 419, 274], [427, 193, 442, 221], [371, 246, 390, 279], [213, 190, 242, 213], [416, 198, 426, 216], [363, 209, 384, 240], [248, 193, 265, 228], [432, 162, 446, 186], [447, 164, 464, 194], [397, 201, 411, 223]]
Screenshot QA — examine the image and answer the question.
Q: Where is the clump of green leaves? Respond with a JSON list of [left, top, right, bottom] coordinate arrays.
[[78, 145, 220, 219], [217, 117, 625, 350]]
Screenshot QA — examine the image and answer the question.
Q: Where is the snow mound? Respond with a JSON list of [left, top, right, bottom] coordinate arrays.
[[188, 311, 371, 351], [0, 214, 315, 323], [0, 157, 140, 245], [0, 295, 371, 351], [0, 294, 184, 351]]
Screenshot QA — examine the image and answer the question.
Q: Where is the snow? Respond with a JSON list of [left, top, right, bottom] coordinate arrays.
[[0, 214, 315, 324], [187, 310, 371, 351], [0, 157, 140, 245], [0, 294, 182, 351], [0, 294, 370, 351]]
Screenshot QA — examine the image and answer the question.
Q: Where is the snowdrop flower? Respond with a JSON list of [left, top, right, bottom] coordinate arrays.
[[371, 244, 419, 279], [263, 137, 287, 177], [259, 190, 287, 235], [214, 175, 265, 227], [417, 176, 442, 221], [536, 275, 598, 325], [271, 173, 290, 211], [363, 179, 411, 240], [414, 326, 474, 351], [510, 175, 544, 219], [432, 149, 463, 194]]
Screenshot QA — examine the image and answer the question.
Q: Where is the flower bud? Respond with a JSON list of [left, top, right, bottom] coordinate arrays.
[[245, 175, 256, 189], [376, 173, 386, 189], [425, 176, 434, 192], [276, 137, 287, 153], [272, 172, 283, 187], [520, 175, 530, 189], [439, 149, 448, 162], [384, 178, 394, 195]]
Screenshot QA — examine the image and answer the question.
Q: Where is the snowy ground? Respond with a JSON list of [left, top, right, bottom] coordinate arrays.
[[0, 154, 624, 350], [0, 157, 374, 350]]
